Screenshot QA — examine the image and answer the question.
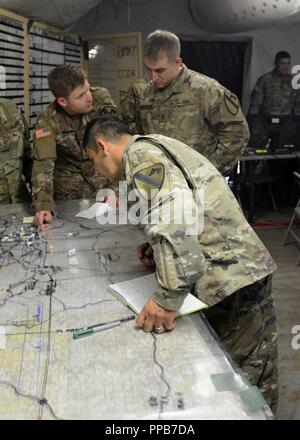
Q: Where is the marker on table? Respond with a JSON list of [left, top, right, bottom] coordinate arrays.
[[36, 304, 41, 322], [73, 315, 135, 339]]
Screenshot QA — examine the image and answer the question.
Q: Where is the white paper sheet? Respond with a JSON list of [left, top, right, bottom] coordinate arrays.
[[75, 202, 111, 219]]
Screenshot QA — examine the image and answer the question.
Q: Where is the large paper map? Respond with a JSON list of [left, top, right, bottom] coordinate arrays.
[[0, 201, 271, 420]]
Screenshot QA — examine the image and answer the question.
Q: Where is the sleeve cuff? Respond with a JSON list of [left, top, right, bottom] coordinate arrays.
[[152, 285, 189, 312], [34, 201, 54, 212]]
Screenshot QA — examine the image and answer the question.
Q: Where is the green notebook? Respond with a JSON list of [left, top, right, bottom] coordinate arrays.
[[107, 273, 207, 316]]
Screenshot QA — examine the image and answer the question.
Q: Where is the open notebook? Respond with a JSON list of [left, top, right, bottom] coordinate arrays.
[[107, 273, 207, 317]]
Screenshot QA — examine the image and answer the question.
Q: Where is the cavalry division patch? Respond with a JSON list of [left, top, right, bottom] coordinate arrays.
[[224, 92, 240, 116], [133, 163, 165, 200]]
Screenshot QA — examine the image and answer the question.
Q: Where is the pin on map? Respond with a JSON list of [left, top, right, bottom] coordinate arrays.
[[68, 248, 76, 257]]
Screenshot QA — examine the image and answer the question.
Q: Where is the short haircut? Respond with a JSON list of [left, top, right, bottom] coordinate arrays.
[[48, 65, 87, 98], [144, 29, 181, 62], [83, 116, 132, 152], [274, 51, 291, 65]]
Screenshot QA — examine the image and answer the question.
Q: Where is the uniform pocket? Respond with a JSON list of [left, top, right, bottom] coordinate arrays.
[[56, 132, 82, 160], [153, 239, 185, 291]]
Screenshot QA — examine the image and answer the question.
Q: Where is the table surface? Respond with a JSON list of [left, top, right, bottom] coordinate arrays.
[[241, 151, 300, 161], [0, 201, 271, 420]]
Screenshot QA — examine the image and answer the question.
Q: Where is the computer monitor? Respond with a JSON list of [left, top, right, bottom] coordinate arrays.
[[246, 115, 300, 153], [246, 115, 269, 150], [271, 115, 300, 152]]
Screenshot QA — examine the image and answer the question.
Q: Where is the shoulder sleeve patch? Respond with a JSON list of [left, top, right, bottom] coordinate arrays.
[[101, 105, 118, 115], [35, 127, 52, 140], [35, 127, 56, 160], [224, 92, 240, 116], [133, 163, 165, 200]]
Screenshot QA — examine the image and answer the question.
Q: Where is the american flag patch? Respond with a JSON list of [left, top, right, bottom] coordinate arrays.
[[35, 127, 51, 140]]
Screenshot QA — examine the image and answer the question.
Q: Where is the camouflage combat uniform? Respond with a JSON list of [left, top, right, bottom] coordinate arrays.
[[120, 66, 250, 175], [248, 69, 298, 115], [293, 89, 300, 116], [123, 134, 278, 411], [31, 88, 118, 212], [0, 98, 31, 203], [119, 78, 148, 133]]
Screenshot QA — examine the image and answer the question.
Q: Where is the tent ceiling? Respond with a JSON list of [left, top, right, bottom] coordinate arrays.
[[1, 0, 300, 33], [189, 0, 300, 33], [0, 0, 101, 28]]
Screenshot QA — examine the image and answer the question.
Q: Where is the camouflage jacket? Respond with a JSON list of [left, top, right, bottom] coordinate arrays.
[[31, 87, 118, 212], [123, 134, 276, 311], [120, 66, 250, 176], [292, 89, 300, 116], [119, 78, 148, 133], [248, 69, 298, 115], [0, 98, 31, 204]]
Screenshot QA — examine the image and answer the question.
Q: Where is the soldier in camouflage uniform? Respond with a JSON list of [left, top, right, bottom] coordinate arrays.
[[83, 115, 278, 412], [120, 30, 249, 176], [248, 51, 298, 115], [248, 51, 300, 205], [121, 78, 148, 133], [31, 65, 118, 229], [0, 98, 31, 203]]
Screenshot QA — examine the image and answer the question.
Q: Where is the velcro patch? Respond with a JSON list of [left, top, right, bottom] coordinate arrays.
[[224, 92, 240, 116], [133, 163, 165, 200], [35, 127, 52, 140]]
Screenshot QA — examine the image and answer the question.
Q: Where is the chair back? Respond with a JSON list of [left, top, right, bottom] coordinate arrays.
[[294, 172, 300, 191]]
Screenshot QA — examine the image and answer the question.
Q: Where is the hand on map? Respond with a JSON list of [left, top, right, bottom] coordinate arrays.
[[136, 298, 176, 334]]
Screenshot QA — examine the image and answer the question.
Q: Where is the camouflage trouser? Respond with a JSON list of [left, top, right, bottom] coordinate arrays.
[[0, 176, 10, 203], [204, 275, 278, 414], [0, 173, 31, 204]]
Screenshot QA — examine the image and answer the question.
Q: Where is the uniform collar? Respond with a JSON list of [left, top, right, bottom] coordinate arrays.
[[54, 101, 81, 119], [122, 135, 142, 175], [148, 64, 188, 101], [272, 68, 292, 82], [54, 100, 87, 130], [124, 135, 140, 152]]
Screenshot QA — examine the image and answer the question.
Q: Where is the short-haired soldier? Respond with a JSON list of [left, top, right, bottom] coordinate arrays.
[[32, 64, 119, 229]]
